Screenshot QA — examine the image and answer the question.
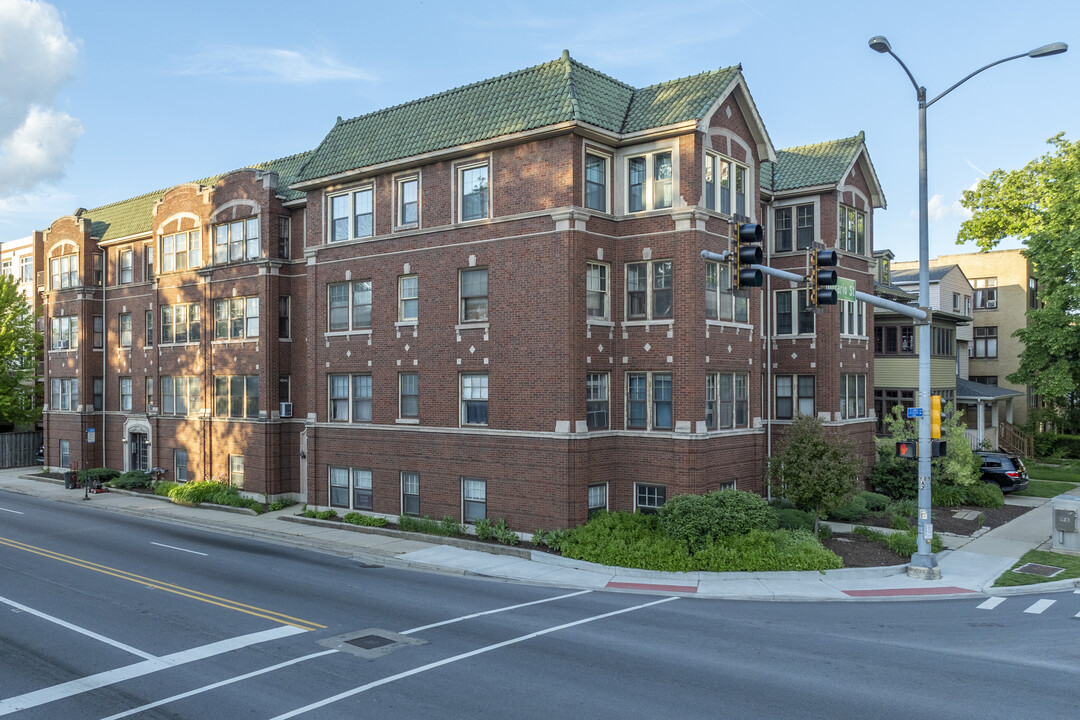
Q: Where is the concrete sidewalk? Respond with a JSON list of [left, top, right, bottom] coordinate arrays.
[[2, 467, 1077, 601]]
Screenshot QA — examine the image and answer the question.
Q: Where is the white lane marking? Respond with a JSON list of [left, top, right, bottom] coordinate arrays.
[[976, 597, 1006, 610], [0, 507, 23, 514], [97, 650, 337, 720], [151, 542, 208, 556], [0, 594, 155, 660], [400, 590, 592, 634], [269, 596, 679, 720], [1024, 599, 1056, 614], [0, 625, 305, 716]]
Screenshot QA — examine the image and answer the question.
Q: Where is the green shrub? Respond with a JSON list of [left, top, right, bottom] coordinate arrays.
[[474, 517, 494, 541], [691, 530, 842, 572], [493, 519, 519, 546], [315, 509, 337, 520], [853, 526, 944, 555], [768, 497, 794, 510], [170, 480, 228, 504], [1034, 432, 1080, 459], [658, 490, 778, 548], [870, 454, 918, 499], [532, 528, 570, 551], [440, 515, 465, 536], [860, 491, 891, 512], [931, 484, 967, 507], [816, 524, 832, 540], [964, 482, 1004, 509], [302, 509, 317, 518], [109, 470, 153, 489], [153, 481, 177, 497], [891, 515, 912, 530], [776, 508, 815, 532], [885, 499, 917, 518], [343, 512, 388, 527], [82, 468, 120, 486], [827, 494, 869, 522], [560, 512, 690, 571], [397, 514, 465, 537]]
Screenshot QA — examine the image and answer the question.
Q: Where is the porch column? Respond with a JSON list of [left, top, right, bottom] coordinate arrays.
[[1005, 397, 1014, 424], [976, 400, 985, 446]]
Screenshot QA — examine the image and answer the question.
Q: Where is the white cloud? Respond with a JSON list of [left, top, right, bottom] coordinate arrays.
[[0, 0, 81, 197], [909, 192, 973, 222], [176, 47, 376, 84]]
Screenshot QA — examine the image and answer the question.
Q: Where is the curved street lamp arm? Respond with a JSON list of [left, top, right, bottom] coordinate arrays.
[[926, 52, 1026, 107], [884, 49, 922, 97]]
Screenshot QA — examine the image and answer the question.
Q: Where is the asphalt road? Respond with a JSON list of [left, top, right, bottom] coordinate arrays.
[[1, 489, 1078, 719]]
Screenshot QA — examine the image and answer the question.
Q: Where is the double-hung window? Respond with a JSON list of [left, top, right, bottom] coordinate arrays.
[[399, 275, 418, 323], [119, 313, 132, 347], [588, 484, 608, 518], [585, 152, 608, 212], [627, 150, 672, 212], [460, 268, 488, 323], [119, 248, 133, 284], [20, 257, 32, 283], [328, 280, 372, 332], [92, 378, 103, 411], [399, 373, 418, 419], [214, 297, 259, 340], [635, 483, 666, 514], [93, 316, 103, 349], [586, 262, 609, 321], [586, 373, 609, 430], [704, 152, 749, 216], [401, 472, 420, 516], [459, 162, 489, 221], [705, 261, 748, 323], [230, 455, 245, 488], [174, 450, 188, 483], [973, 278, 997, 309], [707, 373, 749, 430], [775, 289, 814, 335], [162, 230, 201, 272], [773, 204, 814, 252], [397, 176, 419, 227], [776, 375, 815, 419], [330, 186, 374, 242], [329, 374, 372, 422], [839, 299, 865, 336], [161, 303, 200, 344], [161, 376, 201, 415], [330, 467, 373, 511], [145, 378, 154, 411], [214, 375, 259, 418], [278, 217, 290, 258], [50, 378, 78, 411], [461, 373, 488, 426], [120, 377, 132, 411], [626, 260, 672, 321], [278, 296, 290, 339], [972, 326, 998, 358], [50, 254, 78, 290], [626, 372, 672, 430], [144, 244, 154, 281], [50, 316, 78, 350], [145, 310, 153, 346], [462, 478, 486, 522], [839, 206, 866, 254], [840, 374, 867, 420], [214, 218, 260, 263]]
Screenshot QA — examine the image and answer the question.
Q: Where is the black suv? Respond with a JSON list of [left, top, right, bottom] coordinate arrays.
[[975, 451, 1029, 493]]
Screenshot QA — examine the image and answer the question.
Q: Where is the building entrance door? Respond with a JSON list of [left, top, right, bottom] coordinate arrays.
[[130, 432, 148, 471]]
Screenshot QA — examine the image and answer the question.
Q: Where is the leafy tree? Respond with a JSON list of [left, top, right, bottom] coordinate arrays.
[[871, 402, 981, 498], [0, 274, 41, 428], [768, 415, 864, 536], [958, 133, 1080, 431]]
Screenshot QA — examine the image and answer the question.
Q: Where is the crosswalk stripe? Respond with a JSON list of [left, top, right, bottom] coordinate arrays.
[[1024, 599, 1055, 614], [977, 597, 1006, 610]]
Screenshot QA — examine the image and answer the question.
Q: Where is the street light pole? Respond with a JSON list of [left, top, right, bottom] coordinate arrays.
[[869, 36, 1067, 578]]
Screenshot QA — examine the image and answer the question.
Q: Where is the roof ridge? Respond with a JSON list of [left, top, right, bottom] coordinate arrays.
[[333, 54, 571, 131], [778, 133, 864, 154], [635, 64, 741, 93], [566, 56, 636, 93], [562, 50, 581, 122]]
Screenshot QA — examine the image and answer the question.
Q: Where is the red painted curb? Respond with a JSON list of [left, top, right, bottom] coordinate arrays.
[[843, 586, 976, 597], [607, 581, 698, 593]]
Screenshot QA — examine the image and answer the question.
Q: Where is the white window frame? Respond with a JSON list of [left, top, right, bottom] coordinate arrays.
[[329, 185, 375, 242], [160, 376, 201, 416], [213, 218, 260, 264], [398, 275, 418, 323], [586, 261, 609, 322], [839, 299, 866, 337], [399, 372, 418, 420], [119, 248, 133, 285], [626, 371, 672, 431], [213, 297, 260, 340], [624, 147, 675, 214], [50, 253, 78, 290], [327, 280, 372, 333], [328, 374, 372, 423], [584, 149, 610, 213], [704, 151, 751, 218], [587, 483, 608, 518], [839, 373, 868, 420], [396, 174, 420, 229], [586, 373, 609, 431], [19, 256, 32, 283], [120, 377, 132, 411], [50, 315, 78, 350], [229, 454, 245, 489], [973, 278, 998, 309], [705, 260, 749, 324], [161, 230, 201, 273], [50, 377, 78, 411], [972, 326, 998, 358], [457, 159, 490, 222], [462, 477, 486, 523], [706, 372, 750, 430], [634, 482, 666, 514], [838, 205, 867, 255], [174, 449, 188, 483], [774, 289, 815, 336], [460, 373, 488, 427], [772, 198, 818, 253], [160, 302, 201, 345], [119, 313, 132, 348], [329, 466, 373, 511], [459, 268, 488, 324], [401, 471, 420, 516], [625, 259, 673, 323], [775, 374, 815, 420]]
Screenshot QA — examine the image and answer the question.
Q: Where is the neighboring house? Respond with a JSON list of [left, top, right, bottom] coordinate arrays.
[[38, 52, 884, 531], [893, 249, 1037, 427], [0, 235, 44, 431]]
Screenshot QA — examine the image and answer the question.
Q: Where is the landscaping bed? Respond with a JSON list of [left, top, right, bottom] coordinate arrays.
[[854, 502, 1032, 537]]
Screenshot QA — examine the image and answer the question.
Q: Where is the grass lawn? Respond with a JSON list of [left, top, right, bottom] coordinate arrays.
[[1026, 462, 1080, 484], [1014, 478, 1080, 499], [994, 549, 1080, 587]]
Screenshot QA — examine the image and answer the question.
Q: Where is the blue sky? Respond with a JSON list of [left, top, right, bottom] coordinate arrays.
[[0, 0, 1075, 262]]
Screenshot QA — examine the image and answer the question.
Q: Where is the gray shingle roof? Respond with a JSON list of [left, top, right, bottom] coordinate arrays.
[[890, 265, 960, 284], [761, 132, 865, 192]]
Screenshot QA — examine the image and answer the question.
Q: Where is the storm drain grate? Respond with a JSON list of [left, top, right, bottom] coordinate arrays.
[[1013, 563, 1065, 577], [346, 634, 396, 650]]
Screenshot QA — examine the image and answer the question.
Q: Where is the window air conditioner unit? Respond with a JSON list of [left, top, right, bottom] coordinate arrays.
[[986, 300, 997, 309], [280, 402, 293, 418]]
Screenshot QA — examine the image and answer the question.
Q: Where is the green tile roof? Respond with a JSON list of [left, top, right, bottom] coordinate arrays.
[[296, 52, 740, 183], [761, 132, 865, 192], [86, 151, 312, 243]]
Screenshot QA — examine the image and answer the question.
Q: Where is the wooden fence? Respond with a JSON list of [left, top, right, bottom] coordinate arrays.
[[0, 431, 42, 468]]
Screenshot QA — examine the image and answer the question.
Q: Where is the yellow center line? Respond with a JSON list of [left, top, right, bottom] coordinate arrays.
[[0, 536, 325, 631]]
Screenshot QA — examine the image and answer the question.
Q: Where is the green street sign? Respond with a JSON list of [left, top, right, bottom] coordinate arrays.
[[833, 277, 856, 302]]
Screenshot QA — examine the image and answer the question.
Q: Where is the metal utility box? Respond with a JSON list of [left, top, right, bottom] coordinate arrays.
[[1051, 494, 1080, 552]]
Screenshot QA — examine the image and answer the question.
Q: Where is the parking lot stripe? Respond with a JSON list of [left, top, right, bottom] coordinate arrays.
[[0, 594, 155, 660], [1023, 599, 1055, 614], [976, 597, 1006, 610]]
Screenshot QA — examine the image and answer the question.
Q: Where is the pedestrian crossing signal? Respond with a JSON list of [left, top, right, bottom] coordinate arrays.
[[896, 441, 916, 458]]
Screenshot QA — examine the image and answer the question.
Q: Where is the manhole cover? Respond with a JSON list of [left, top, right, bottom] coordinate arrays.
[[1013, 563, 1065, 577], [346, 634, 395, 650]]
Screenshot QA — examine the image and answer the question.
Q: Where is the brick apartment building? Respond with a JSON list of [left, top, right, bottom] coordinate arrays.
[[38, 52, 883, 530]]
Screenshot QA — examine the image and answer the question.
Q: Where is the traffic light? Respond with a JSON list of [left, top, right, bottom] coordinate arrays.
[[732, 223, 763, 291], [930, 394, 942, 440], [896, 440, 916, 459], [809, 249, 838, 305]]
